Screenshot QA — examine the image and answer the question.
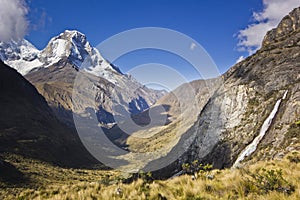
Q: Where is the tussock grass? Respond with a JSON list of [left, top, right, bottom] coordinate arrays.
[[1, 151, 300, 200]]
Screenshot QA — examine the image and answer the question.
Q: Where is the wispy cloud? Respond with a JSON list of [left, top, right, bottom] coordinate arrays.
[[237, 0, 299, 55], [30, 8, 52, 31], [0, 0, 29, 42], [190, 42, 196, 51]]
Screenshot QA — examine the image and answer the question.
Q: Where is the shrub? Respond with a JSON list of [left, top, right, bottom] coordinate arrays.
[[285, 123, 300, 141], [138, 170, 153, 183], [182, 160, 212, 175], [243, 168, 295, 195]]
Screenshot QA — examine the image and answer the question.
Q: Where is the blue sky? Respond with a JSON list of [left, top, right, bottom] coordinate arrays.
[[23, 0, 299, 81]]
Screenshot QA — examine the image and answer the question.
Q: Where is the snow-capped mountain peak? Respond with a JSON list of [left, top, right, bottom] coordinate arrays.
[[0, 30, 123, 80], [0, 39, 42, 75], [39, 30, 122, 79], [0, 30, 124, 83], [40, 30, 92, 66], [0, 39, 39, 61]]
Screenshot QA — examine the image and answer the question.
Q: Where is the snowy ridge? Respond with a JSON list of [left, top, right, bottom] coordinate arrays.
[[0, 30, 122, 81], [0, 39, 42, 75]]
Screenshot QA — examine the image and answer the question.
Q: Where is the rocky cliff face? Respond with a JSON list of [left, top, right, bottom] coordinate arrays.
[[179, 7, 300, 170], [144, 7, 300, 177], [262, 7, 300, 47]]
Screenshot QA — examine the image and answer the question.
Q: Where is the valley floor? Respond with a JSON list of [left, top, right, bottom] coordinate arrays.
[[1, 152, 300, 200]]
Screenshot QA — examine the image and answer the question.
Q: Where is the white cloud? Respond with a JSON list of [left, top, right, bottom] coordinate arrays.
[[190, 42, 196, 50], [236, 56, 245, 64], [0, 0, 29, 42], [237, 0, 299, 54]]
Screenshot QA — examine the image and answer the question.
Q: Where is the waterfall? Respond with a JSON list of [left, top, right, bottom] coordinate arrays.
[[232, 91, 288, 168]]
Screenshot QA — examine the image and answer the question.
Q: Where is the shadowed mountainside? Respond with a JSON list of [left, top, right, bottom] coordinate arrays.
[[0, 60, 98, 168]]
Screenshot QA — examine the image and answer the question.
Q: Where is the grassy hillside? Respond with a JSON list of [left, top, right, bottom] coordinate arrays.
[[1, 151, 299, 200]]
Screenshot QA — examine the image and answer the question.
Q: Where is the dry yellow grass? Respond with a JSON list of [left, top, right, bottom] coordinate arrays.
[[1, 151, 300, 200]]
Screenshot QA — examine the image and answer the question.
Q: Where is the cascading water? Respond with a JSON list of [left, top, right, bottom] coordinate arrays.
[[233, 90, 288, 168]]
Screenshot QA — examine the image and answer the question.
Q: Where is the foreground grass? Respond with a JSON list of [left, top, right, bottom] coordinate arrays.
[[1, 152, 300, 200]]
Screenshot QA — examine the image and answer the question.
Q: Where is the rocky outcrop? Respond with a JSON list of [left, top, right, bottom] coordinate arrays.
[[263, 7, 300, 47]]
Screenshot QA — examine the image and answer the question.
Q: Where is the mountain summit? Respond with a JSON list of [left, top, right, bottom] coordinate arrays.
[[40, 30, 94, 67], [39, 30, 122, 80], [262, 7, 300, 47]]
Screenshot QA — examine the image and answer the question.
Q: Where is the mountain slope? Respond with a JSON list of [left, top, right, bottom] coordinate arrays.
[[0, 60, 97, 167], [180, 6, 300, 169], [124, 78, 221, 152]]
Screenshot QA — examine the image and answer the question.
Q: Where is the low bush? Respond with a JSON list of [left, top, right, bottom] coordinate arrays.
[[243, 168, 295, 195]]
